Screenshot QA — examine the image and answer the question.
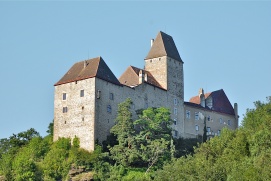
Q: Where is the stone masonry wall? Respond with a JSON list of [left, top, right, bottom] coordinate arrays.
[[54, 78, 96, 151], [183, 104, 237, 138]]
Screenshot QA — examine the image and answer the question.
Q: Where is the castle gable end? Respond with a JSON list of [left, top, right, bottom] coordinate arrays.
[[54, 56, 121, 86]]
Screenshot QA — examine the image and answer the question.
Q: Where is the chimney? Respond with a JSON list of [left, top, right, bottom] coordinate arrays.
[[234, 103, 239, 126], [151, 39, 154, 47], [144, 73, 148, 82], [199, 88, 205, 107], [139, 70, 144, 84]]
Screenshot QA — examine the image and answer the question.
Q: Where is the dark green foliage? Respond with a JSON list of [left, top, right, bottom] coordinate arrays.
[[46, 120, 54, 136], [173, 137, 200, 158]]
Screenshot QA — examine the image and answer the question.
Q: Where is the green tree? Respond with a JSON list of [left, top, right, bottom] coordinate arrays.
[[134, 107, 173, 172], [110, 98, 138, 166]]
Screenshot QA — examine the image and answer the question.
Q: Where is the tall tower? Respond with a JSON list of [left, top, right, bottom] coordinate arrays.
[[144, 31, 184, 137], [145, 31, 184, 99]]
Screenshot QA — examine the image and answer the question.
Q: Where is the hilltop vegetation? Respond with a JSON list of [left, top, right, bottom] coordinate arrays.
[[1, 97, 271, 180]]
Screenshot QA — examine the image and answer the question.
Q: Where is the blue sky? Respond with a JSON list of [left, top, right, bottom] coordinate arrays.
[[0, 1, 270, 139]]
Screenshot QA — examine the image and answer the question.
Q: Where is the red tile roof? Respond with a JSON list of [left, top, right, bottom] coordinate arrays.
[[145, 31, 183, 62], [119, 66, 164, 90], [54, 57, 121, 86]]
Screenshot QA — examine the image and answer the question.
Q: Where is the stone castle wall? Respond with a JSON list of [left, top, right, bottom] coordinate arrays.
[[183, 104, 237, 138], [54, 78, 96, 151]]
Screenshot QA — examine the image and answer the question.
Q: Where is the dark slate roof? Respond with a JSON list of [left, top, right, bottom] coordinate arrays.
[[188, 89, 235, 116], [119, 66, 164, 90], [184, 102, 213, 112], [54, 57, 121, 86], [145, 31, 183, 62]]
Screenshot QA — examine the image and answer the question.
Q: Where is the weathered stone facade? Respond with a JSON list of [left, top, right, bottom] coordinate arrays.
[[53, 31, 238, 152]]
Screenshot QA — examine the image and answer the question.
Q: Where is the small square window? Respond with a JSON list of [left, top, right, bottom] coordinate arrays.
[[186, 110, 190, 119], [207, 127, 211, 132], [228, 120, 231, 126], [63, 93, 66, 100], [63, 107, 68, 113], [195, 112, 199, 120], [80, 90, 84, 97], [109, 93, 114, 100], [107, 105, 112, 113]]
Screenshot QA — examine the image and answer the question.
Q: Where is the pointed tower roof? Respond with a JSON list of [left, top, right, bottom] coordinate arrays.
[[54, 56, 121, 86], [145, 31, 182, 62]]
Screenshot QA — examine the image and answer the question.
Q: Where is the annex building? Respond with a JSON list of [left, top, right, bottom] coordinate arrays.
[[54, 31, 238, 152]]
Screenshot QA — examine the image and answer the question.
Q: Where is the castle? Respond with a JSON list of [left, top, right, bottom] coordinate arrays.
[[54, 31, 238, 152]]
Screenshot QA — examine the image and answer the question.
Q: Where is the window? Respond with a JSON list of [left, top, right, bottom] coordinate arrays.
[[80, 90, 84, 97], [82, 117, 84, 121], [107, 105, 112, 113], [174, 98, 177, 105], [97, 90, 101, 99], [186, 110, 190, 119], [63, 93, 66, 100], [207, 127, 211, 132], [63, 107, 68, 113], [82, 106, 84, 110], [228, 120, 231, 126], [173, 119, 177, 125], [109, 93, 114, 100], [174, 108, 177, 115], [174, 130, 178, 137], [195, 125, 199, 131], [195, 112, 199, 120], [218, 130, 221, 136], [220, 118, 223, 124], [207, 115, 210, 121]]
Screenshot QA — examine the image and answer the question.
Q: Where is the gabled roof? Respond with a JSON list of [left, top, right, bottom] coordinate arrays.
[[118, 66, 164, 90], [54, 57, 121, 86], [145, 31, 183, 62], [189, 89, 235, 116]]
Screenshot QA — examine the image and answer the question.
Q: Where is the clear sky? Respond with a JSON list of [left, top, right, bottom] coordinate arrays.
[[0, 1, 270, 139]]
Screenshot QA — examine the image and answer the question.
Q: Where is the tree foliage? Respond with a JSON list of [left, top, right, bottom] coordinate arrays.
[[154, 96, 271, 180]]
